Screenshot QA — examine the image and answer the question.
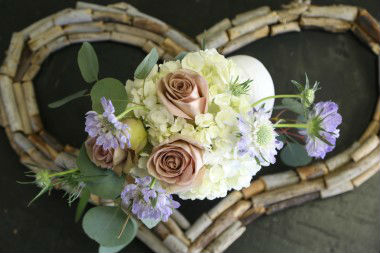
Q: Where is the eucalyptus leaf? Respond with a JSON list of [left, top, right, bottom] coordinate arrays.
[[280, 98, 304, 115], [134, 48, 159, 79], [174, 51, 188, 61], [77, 145, 124, 199], [78, 42, 99, 83], [141, 218, 160, 229], [99, 243, 128, 253], [82, 206, 137, 247], [91, 78, 128, 115], [280, 142, 312, 167], [75, 187, 90, 222], [48, 89, 88, 108]]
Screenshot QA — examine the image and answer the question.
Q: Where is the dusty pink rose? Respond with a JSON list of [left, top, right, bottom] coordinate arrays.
[[85, 138, 134, 176], [147, 137, 205, 192], [157, 69, 209, 119]]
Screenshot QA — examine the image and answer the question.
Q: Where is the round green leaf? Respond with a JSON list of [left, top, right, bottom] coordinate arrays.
[[91, 78, 128, 115], [78, 42, 99, 83], [280, 142, 312, 167], [134, 48, 159, 79], [76, 145, 124, 199], [82, 206, 137, 247], [99, 243, 128, 253]]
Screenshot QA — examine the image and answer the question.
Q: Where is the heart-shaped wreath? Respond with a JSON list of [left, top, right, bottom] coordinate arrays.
[[0, 1, 379, 253]]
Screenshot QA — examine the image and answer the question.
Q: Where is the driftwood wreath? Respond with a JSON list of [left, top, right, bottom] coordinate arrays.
[[0, 1, 379, 253]]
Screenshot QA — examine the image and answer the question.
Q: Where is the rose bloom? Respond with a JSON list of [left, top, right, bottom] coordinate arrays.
[[157, 69, 209, 120], [147, 137, 205, 192], [85, 137, 134, 176]]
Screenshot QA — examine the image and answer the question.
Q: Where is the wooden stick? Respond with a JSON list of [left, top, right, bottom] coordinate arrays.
[[68, 32, 110, 43], [188, 200, 251, 253], [351, 24, 380, 55], [240, 206, 265, 225], [163, 234, 188, 253], [241, 179, 266, 199], [352, 162, 380, 187], [114, 24, 165, 44], [14, 47, 32, 83], [107, 2, 130, 11], [0, 75, 23, 132], [0, 94, 8, 127], [63, 21, 105, 34], [202, 31, 229, 50], [320, 181, 354, 199], [261, 170, 300, 190], [64, 144, 80, 156], [54, 152, 77, 169], [54, 9, 93, 26], [222, 25, 270, 55], [92, 11, 131, 24], [296, 162, 328, 180], [277, 5, 308, 24], [110, 32, 147, 47], [185, 213, 213, 242], [12, 82, 33, 134], [153, 222, 170, 240], [142, 41, 165, 57], [22, 81, 43, 132], [136, 225, 171, 253], [359, 121, 380, 144], [20, 154, 41, 173], [196, 18, 232, 43], [22, 64, 40, 82], [171, 209, 191, 230], [76, 1, 125, 14], [166, 29, 199, 51], [352, 135, 380, 162], [30, 47, 50, 65], [325, 145, 380, 188], [28, 26, 65, 51], [21, 15, 54, 39], [133, 16, 169, 34], [300, 17, 352, 33], [228, 12, 278, 40], [355, 9, 380, 43], [374, 98, 380, 121], [205, 221, 246, 253], [160, 38, 186, 56], [251, 179, 325, 208], [271, 22, 301, 36], [303, 5, 358, 22], [0, 32, 24, 77], [28, 134, 58, 159], [232, 6, 271, 26], [265, 191, 320, 214], [163, 217, 190, 246], [45, 36, 70, 52], [5, 127, 24, 156], [39, 130, 64, 152], [207, 191, 243, 220], [325, 142, 359, 171]]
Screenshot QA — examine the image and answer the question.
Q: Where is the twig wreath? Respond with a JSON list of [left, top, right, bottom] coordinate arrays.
[[0, 1, 380, 253]]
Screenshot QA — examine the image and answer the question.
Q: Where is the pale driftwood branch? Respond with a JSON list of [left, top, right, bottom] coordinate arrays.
[[22, 81, 43, 132], [222, 25, 270, 55], [163, 217, 190, 246], [110, 32, 147, 47], [351, 135, 379, 162], [277, 5, 308, 23], [185, 213, 213, 242], [22, 64, 40, 82], [351, 24, 380, 55], [142, 41, 165, 56], [107, 2, 130, 11], [303, 5, 358, 22], [359, 121, 380, 144], [188, 200, 251, 253], [251, 179, 325, 208], [40, 130, 64, 152], [54, 9, 93, 26], [0, 95, 8, 127], [21, 15, 54, 39], [352, 162, 380, 187], [0, 75, 23, 132], [163, 234, 188, 253], [205, 221, 246, 253], [114, 24, 164, 44], [153, 222, 170, 240], [356, 9, 380, 43], [207, 191, 243, 220], [241, 179, 265, 199], [271, 22, 301, 36], [261, 170, 300, 190], [28, 134, 58, 159], [325, 142, 359, 171], [265, 191, 320, 214], [20, 154, 41, 173], [196, 18, 232, 43], [31, 47, 50, 65], [300, 16, 351, 33], [232, 6, 271, 26], [203, 31, 229, 50], [166, 29, 200, 51], [133, 16, 169, 34], [76, 1, 125, 14], [28, 26, 65, 51], [5, 127, 24, 155], [239, 206, 265, 225], [63, 21, 105, 34], [160, 38, 186, 56], [45, 36, 70, 52], [320, 181, 354, 199], [54, 152, 77, 169], [137, 225, 171, 253], [64, 145, 80, 156], [92, 11, 131, 24], [0, 32, 24, 77], [228, 12, 278, 40], [374, 98, 380, 121], [12, 82, 33, 134], [14, 48, 33, 83], [171, 209, 191, 230], [296, 162, 328, 180], [325, 145, 380, 188], [68, 32, 110, 43]]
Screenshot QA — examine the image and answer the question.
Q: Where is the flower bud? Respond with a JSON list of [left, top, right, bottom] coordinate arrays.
[[35, 170, 51, 188], [122, 118, 147, 153], [301, 88, 316, 108]]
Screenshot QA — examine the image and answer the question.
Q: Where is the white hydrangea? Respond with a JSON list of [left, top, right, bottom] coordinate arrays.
[[126, 49, 262, 200]]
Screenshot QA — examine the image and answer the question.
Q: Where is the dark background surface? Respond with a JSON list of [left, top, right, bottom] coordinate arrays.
[[0, 0, 379, 252]]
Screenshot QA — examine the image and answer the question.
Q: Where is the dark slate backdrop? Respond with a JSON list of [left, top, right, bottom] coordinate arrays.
[[0, 0, 379, 252]]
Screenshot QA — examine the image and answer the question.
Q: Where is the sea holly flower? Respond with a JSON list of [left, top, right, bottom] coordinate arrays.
[[237, 108, 283, 166], [300, 101, 342, 159], [292, 74, 320, 108], [121, 176, 180, 222], [85, 97, 131, 150]]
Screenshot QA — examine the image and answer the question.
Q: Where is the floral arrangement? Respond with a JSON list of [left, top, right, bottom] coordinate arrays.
[[23, 42, 342, 252]]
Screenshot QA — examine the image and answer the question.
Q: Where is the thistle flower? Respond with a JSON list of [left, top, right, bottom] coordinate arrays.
[[292, 74, 320, 108], [85, 97, 131, 150], [237, 108, 283, 166], [121, 176, 180, 222], [300, 101, 342, 159]]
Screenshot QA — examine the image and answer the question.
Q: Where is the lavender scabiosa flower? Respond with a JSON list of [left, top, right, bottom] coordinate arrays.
[[300, 101, 342, 159], [85, 97, 131, 150], [121, 176, 180, 222], [236, 108, 283, 166]]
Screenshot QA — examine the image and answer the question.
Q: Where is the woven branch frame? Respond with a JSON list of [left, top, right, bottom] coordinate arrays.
[[0, 1, 379, 253]]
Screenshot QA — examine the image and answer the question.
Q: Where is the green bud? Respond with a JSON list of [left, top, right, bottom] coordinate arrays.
[[35, 170, 51, 188], [122, 118, 147, 153], [301, 88, 315, 108]]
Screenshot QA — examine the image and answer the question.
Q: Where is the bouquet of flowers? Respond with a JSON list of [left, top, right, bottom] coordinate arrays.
[[25, 42, 342, 251]]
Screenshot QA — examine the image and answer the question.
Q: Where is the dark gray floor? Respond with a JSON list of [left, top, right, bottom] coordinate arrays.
[[0, 0, 379, 252]]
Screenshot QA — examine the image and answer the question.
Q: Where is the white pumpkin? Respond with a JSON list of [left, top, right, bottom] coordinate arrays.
[[228, 55, 275, 112]]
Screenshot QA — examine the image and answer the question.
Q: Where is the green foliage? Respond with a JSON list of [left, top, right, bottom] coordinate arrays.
[[78, 42, 99, 83], [98, 243, 129, 253], [277, 98, 304, 115], [90, 78, 128, 116], [82, 206, 137, 247], [75, 187, 90, 222], [141, 218, 160, 229], [174, 51, 188, 61], [48, 89, 88, 108], [134, 48, 159, 79], [229, 76, 252, 96], [280, 142, 312, 167], [76, 145, 124, 199]]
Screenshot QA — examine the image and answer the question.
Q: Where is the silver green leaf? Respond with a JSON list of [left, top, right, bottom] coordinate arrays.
[[280, 142, 312, 167], [134, 48, 159, 79], [78, 42, 99, 83], [99, 243, 129, 253]]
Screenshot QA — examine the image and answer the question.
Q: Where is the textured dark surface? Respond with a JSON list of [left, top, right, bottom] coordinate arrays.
[[0, 0, 379, 252]]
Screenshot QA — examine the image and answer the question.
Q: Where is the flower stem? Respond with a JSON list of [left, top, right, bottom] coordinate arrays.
[[275, 123, 308, 129], [252, 94, 302, 108], [48, 168, 79, 178], [116, 105, 146, 120], [150, 177, 157, 189]]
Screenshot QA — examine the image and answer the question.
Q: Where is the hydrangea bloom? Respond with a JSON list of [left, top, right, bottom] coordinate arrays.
[[237, 108, 283, 166], [300, 101, 342, 159], [121, 176, 180, 222], [85, 97, 131, 150]]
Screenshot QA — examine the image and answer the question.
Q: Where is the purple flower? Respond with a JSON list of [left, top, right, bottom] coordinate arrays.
[[85, 97, 131, 150], [121, 176, 180, 222], [300, 101, 342, 159]]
